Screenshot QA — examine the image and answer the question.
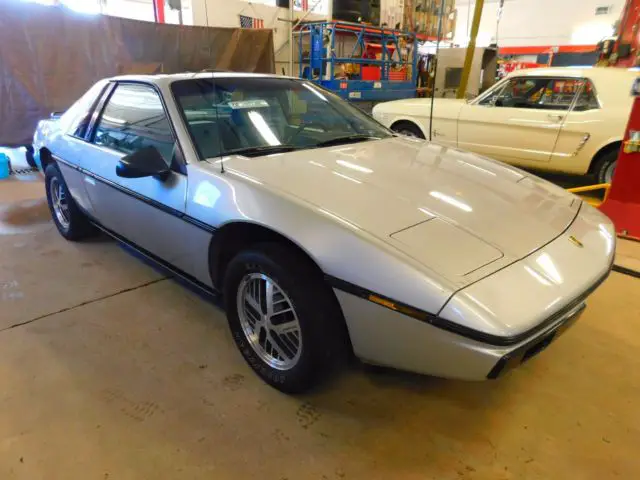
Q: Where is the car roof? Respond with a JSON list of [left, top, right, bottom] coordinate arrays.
[[108, 71, 296, 86], [508, 66, 639, 81]]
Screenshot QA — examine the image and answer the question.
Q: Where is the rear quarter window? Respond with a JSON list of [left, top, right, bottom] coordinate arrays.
[[59, 81, 108, 137]]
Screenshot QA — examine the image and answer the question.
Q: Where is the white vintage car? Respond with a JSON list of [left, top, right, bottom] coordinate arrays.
[[372, 67, 637, 183]]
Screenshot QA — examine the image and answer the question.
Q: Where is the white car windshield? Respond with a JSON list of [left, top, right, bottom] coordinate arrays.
[[171, 77, 392, 159]]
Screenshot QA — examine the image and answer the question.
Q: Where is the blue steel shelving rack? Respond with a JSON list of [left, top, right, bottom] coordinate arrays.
[[297, 21, 418, 102]]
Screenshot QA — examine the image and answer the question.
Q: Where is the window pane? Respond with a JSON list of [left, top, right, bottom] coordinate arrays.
[[478, 79, 508, 106], [494, 77, 550, 108], [61, 81, 106, 138], [539, 79, 582, 110], [574, 79, 600, 111], [93, 84, 175, 164], [171, 77, 392, 160]]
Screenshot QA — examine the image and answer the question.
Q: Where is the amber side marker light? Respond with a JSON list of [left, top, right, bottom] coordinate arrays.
[[368, 294, 429, 321]]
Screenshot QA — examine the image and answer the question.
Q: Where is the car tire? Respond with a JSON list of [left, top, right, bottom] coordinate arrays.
[[44, 163, 96, 241], [593, 149, 618, 184], [223, 243, 348, 393], [391, 121, 425, 139]]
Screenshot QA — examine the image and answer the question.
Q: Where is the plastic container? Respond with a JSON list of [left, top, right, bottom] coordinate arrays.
[[0, 153, 10, 179]]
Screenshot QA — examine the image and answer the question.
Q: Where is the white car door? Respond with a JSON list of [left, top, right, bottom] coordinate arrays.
[[457, 76, 574, 167], [550, 79, 606, 175]]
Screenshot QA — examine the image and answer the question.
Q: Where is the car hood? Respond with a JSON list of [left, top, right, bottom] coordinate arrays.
[[209, 137, 579, 284]]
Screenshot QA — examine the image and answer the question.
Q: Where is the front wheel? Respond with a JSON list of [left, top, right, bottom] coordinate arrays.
[[223, 244, 347, 393], [391, 121, 425, 139]]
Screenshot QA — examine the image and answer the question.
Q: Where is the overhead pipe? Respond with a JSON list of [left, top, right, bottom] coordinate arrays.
[[456, 0, 484, 99]]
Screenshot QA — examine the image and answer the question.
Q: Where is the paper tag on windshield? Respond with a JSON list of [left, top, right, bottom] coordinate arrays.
[[228, 99, 270, 109]]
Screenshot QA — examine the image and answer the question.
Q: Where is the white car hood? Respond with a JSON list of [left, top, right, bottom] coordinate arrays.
[[213, 137, 579, 283], [373, 97, 467, 120]]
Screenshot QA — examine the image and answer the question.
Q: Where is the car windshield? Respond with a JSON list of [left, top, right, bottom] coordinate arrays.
[[171, 77, 392, 159]]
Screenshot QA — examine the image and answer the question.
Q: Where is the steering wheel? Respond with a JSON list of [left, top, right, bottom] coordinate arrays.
[[285, 122, 308, 144], [284, 119, 331, 144]]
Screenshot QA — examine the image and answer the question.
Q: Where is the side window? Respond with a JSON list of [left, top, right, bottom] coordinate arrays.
[[538, 79, 583, 110], [477, 79, 510, 106], [60, 81, 108, 138], [492, 77, 550, 108], [491, 77, 585, 111], [93, 83, 175, 165], [574, 79, 600, 111]]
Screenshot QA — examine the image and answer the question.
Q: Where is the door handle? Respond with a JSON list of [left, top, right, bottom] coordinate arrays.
[[548, 114, 564, 122]]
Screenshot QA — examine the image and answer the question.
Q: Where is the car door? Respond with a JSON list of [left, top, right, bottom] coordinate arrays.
[[81, 82, 196, 271], [550, 78, 604, 174], [47, 80, 112, 218], [457, 76, 573, 167]]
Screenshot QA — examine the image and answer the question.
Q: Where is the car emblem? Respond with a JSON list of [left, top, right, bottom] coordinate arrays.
[[569, 236, 584, 248]]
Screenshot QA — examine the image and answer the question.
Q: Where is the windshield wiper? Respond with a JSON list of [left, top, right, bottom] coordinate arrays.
[[220, 144, 302, 158], [314, 134, 379, 148]]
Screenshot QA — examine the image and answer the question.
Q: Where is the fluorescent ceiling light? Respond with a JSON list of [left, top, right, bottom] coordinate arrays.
[[247, 111, 281, 146]]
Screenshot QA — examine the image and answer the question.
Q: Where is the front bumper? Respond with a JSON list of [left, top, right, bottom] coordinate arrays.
[[335, 203, 614, 380], [336, 283, 594, 380], [486, 302, 585, 379]]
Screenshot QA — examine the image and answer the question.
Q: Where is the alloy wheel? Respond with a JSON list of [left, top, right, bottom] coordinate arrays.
[[604, 161, 616, 184], [236, 273, 302, 370], [50, 176, 70, 229]]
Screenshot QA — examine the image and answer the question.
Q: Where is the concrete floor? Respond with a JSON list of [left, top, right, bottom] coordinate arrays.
[[1, 170, 640, 480]]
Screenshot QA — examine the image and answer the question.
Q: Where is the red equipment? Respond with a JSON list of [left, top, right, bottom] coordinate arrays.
[[598, 0, 640, 67], [497, 61, 542, 79], [153, 0, 165, 23], [599, 78, 640, 240]]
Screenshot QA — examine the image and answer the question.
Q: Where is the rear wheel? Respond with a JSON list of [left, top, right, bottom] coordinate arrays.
[[223, 243, 347, 393], [593, 149, 618, 184], [44, 163, 96, 240], [391, 121, 425, 139]]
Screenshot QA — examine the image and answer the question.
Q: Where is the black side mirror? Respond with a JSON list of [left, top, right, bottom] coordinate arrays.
[[116, 146, 170, 180]]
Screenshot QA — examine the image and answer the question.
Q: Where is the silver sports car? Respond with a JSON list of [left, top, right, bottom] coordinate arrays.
[[33, 73, 615, 393]]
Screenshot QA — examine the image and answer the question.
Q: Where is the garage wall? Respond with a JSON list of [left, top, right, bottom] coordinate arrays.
[[189, 0, 328, 75], [23, 0, 191, 23], [454, 0, 624, 47]]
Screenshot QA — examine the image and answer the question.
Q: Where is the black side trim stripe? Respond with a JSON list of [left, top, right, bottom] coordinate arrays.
[[89, 216, 220, 299], [327, 266, 612, 347], [68, 192, 220, 297], [54, 155, 217, 234], [183, 215, 218, 234]]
